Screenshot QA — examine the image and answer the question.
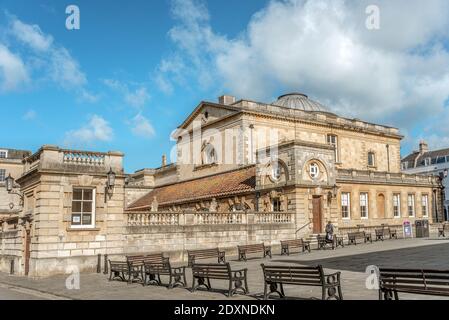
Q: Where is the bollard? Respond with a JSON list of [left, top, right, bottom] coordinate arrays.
[[97, 254, 101, 273], [103, 254, 108, 274], [9, 260, 14, 275]]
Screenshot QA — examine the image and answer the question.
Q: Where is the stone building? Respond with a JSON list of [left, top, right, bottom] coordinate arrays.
[[127, 93, 443, 236], [0, 93, 444, 277], [0, 148, 31, 218], [402, 141, 449, 221]]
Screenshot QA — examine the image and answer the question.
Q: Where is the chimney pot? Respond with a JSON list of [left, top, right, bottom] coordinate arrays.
[[218, 95, 236, 105], [419, 140, 429, 154], [162, 154, 167, 167]]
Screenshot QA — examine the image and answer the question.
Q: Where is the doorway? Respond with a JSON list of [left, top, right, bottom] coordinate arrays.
[[24, 229, 31, 276], [312, 196, 322, 233]]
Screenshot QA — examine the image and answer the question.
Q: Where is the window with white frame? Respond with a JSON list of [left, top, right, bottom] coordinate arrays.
[[309, 163, 320, 179], [422, 194, 429, 217], [0, 169, 5, 182], [407, 194, 415, 217], [341, 192, 350, 219], [327, 134, 339, 162], [368, 152, 376, 167], [360, 193, 369, 219], [71, 188, 95, 228], [393, 194, 401, 218], [0, 150, 7, 159]]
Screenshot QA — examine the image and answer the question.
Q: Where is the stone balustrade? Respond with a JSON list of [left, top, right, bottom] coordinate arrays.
[[62, 150, 106, 166], [126, 211, 295, 227], [128, 212, 180, 226], [337, 169, 437, 185]]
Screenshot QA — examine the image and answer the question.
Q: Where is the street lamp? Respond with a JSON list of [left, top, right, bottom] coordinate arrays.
[[4, 174, 24, 206], [105, 168, 116, 202]]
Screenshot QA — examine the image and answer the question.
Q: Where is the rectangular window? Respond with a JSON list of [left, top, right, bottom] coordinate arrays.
[[393, 194, 401, 218], [71, 188, 95, 228], [368, 152, 375, 167], [0, 169, 5, 181], [272, 198, 281, 212], [327, 134, 339, 162], [341, 192, 350, 219], [360, 193, 368, 219], [422, 194, 429, 217], [407, 194, 415, 217], [0, 150, 7, 159]]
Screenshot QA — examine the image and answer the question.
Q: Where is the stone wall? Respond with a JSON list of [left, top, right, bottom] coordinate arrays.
[[0, 230, 22, 274]]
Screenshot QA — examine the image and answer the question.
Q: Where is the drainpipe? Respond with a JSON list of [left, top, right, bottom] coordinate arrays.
[[386, 144, 390, 172]]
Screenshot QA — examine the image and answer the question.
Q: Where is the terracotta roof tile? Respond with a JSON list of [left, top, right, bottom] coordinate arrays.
[[127, 166, 256, 210]]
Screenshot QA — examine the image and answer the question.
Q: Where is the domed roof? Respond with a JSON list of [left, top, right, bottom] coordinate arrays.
[[273, 93, 328, 112]]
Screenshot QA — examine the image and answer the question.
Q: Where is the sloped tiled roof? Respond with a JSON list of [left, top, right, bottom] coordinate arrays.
[[127, 166, 256, 210], [402, 148, 449, 168]]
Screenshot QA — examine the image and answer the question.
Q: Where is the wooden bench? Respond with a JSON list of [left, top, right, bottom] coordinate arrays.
[[280, 239, 311, 255], [379, 268, 449, 300], [438, 223, 449, 237], [143, 254, 187, 289], [187, 248, 226, 267], [191, 263, 249, 297], [125, 254, 145, 284], [238, 243, 272, 261], [347, 231, 372, 245], [375, 227, 398, 241], [317, 235, 335, 250], [261, 264, 343, 300], [108, 260, 128, 282]]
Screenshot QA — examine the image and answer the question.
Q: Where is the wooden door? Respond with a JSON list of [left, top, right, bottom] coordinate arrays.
[[312, 197, 322, 233], [24, 229, 31, 276]]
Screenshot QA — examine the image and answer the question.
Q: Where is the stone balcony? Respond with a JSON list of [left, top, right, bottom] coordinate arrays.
[[22, 145, 124, 176]]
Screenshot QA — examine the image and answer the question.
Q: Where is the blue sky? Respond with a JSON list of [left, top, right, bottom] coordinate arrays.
[[1, 0, 449, 173]]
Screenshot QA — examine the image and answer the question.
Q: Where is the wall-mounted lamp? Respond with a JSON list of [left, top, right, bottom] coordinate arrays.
[[4, 174, 24, 206], [105, 168, 116, 201]]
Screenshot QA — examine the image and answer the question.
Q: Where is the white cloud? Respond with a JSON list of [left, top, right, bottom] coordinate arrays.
[[0, 44, 28, 91], [2, 16, 91, 97], [162, 0, 449, 153], [10, 19, 53, 51], [130, 114, 155, 139], [103, 79, 150, 108], [23, 109, 36, 120], [64, 115, 113, 146], [125, 87, 150, 108]]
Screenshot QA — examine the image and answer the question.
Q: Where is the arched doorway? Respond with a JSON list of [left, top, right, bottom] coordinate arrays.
[[377, 194, 386, 219]]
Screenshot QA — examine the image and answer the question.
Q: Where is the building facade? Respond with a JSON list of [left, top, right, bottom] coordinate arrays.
[[402, 141, 449, 221], [0, 93, 444, 277]]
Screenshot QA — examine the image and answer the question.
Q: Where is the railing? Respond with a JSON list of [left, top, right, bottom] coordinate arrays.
[[62, 150, 106, 166], [127, 212, 180, 226], [195, 213, 243, 225], [126, 211, 295, 227], [255, 212, 293, 224]]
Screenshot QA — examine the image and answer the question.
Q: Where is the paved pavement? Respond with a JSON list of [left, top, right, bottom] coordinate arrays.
[[1, 237, 449, 300]]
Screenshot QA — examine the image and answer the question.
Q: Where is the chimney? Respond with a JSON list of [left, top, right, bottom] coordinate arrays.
[[162, 154, 167, 167], [419, 140, 429, 155], [218, 95, 236, 105]]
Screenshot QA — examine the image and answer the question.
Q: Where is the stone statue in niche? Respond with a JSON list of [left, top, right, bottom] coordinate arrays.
[[151, 196, 158, 212], [209, 198, 218, 212]]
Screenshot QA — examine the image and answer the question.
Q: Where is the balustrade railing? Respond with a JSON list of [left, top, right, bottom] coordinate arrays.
[[127, 212, 180, 226], [126, 211, 294, 227], [62, 150, 106, 166]]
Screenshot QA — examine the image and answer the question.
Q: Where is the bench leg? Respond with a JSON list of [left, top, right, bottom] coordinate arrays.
[[265, 248, 272, 259], [281, 246, 288, 256], [266, 282, 284, 299], [169, 267, 186, 289], [191, 276, 210, 293], [238, 251, 247, 261]]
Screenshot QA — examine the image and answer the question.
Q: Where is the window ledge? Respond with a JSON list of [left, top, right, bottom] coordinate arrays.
[[66, 227, 100, 232]]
